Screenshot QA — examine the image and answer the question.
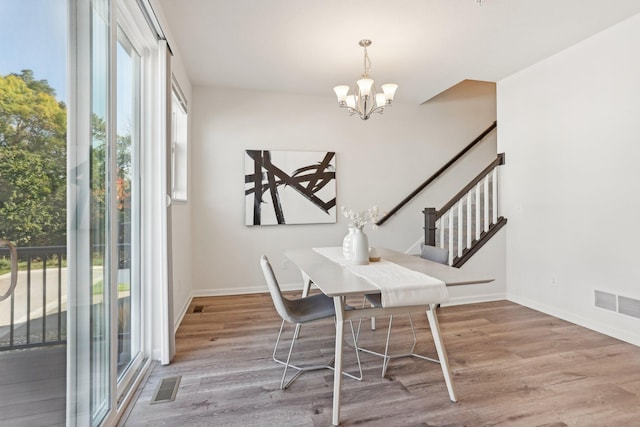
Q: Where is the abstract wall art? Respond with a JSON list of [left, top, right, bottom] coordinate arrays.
[[244, 150, 336, 225]]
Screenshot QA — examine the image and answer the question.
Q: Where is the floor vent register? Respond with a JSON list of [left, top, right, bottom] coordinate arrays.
[[151, 376, 182, 404]]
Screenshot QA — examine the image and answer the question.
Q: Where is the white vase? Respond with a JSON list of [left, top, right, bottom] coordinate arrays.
[[350, 227, 369, 265], [342, 226, 357, 261]]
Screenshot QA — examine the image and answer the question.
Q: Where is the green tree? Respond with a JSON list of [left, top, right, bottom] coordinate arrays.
[[0, 70, 67, 246], [89, 114, 132, 248]]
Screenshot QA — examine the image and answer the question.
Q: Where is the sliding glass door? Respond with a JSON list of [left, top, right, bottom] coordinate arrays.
[[69, 0, 162, 425], [2, 0, 166, 423]]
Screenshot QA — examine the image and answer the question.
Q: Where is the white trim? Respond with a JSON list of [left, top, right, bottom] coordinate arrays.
[[157, 40, 173, 365], [442, 293, 507, 306], [172, 75, 187, 109], [190, 284, 505, 304], [174, 293, 193, 333], [507, 294, 640, 347], [141, 40, 165, 367], [67, 0, 93, 424], [192, 286, 272, 297], [113, 357, 153, 425]]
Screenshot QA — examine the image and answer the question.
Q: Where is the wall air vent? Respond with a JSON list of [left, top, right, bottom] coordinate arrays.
[[594, 290, 640, 319], [618, 296, 640, 319], [594, 290, 616, 312]]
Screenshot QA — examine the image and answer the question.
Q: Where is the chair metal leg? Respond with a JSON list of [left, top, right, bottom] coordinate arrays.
[[281, 320, 303, 389], [292, 322, 302, 342], [381, 315, 394, 377], [347, 319, 363, 381], [293, 274, 314, 340], [356, 312, 439, 377], [273, 319, 362, 389]]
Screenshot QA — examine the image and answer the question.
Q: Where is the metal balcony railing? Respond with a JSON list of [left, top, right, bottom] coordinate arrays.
[[0, 245, 67, 350]]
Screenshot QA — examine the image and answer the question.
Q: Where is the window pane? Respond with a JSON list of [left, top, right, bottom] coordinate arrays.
[[171, 87, 188, 201], [115, 29, 141, 378], [90, 0, 111, 424]]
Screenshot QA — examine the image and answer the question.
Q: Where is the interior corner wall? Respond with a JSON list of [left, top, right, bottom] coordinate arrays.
[[190, 80, 505, 303], [498, 13, 640, 346]]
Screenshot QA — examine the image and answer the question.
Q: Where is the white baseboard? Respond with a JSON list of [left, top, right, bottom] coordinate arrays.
[[443, 292, 507, 307], [191, 286, 505, 306], [174, 293, 194, 333], [507, 294, 640, 348], [192, 282, 306, 297]]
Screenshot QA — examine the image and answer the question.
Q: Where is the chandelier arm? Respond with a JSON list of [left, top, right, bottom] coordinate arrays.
[[363, 106, 385, 120]]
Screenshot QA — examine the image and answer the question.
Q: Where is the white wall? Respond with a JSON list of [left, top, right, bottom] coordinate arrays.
[[191, 80, 506, 304], [498, 13, 640, 345]]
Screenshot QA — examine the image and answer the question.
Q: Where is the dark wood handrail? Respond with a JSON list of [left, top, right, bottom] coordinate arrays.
[[376, 121, 497, 226], [435, 153, 505, 221]]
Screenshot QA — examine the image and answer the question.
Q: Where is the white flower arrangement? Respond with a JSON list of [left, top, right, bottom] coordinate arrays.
[[340, 205, 379, 229]]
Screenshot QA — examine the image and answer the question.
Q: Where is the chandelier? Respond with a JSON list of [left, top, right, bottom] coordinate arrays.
[[333, 39, 398, 120]]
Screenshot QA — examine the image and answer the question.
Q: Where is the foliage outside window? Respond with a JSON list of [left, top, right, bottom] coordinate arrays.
[[0, 70, 67, 247]]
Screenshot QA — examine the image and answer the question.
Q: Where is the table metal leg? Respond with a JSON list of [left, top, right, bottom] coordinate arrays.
[[332, 296, 345, 426], [426, 305, 457, 402]]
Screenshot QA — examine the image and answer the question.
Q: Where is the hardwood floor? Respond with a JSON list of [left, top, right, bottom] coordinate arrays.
[[120, 294, 640, 426]]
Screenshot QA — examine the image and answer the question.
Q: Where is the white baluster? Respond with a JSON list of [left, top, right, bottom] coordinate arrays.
[[475, 182, 481, 240], [483, 175, 490, 232], [457, 202, 463, 258], [492, 167, 498, 224], [466, 192, 472, 249], [448, 209, 454, 265]]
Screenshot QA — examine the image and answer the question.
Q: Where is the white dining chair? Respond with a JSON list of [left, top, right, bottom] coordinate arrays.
[[356, 245, 449, 377], [260, 255, 362, 389]]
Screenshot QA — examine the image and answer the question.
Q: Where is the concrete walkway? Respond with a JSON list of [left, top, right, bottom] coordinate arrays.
[[0, 268, 69, 328]]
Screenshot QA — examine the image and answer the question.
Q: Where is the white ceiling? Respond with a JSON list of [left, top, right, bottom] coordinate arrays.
[[156, 0, 640, 104]]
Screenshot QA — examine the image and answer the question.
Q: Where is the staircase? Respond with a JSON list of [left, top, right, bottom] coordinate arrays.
[[425, 153, 507, 267], [376, 121, 506, 268]]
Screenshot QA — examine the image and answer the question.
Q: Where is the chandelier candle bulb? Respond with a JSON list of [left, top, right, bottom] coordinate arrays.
[[333, 85, 350, 104], [381, 83, 398, 103], [357, 78, 374, 97]]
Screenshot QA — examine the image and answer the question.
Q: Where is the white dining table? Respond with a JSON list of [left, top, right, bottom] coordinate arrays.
[[283, 247, 494, 426]]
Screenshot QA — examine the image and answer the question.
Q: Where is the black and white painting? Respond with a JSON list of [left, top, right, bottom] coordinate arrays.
[[245, 150, 336, 225]]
